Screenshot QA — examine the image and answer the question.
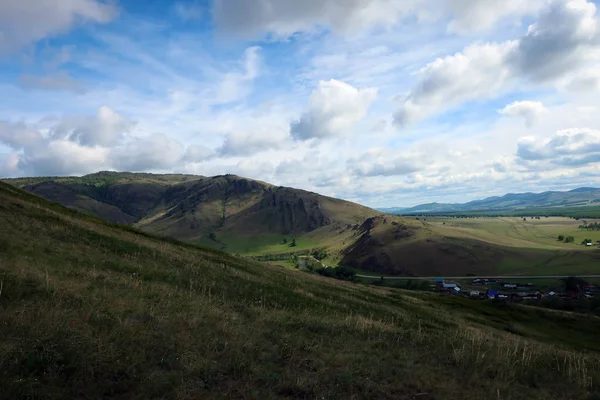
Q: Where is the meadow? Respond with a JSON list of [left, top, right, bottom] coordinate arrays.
[[427, 216, 600, 250], [2, 182, 600, 399], [236, 215, 600, 277]]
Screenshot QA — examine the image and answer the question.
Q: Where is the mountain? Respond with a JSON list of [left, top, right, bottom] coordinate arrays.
[[5, 172, 600, 277], [382, 187, 600, 214], [4, 171, 378, 252], [0, 181, 598, 399]]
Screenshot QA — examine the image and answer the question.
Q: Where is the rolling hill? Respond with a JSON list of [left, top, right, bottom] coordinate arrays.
[[380, 187, 600, 215], [5, 172, 378, 253], [5, 172, 600, 277], [1, 181, 599, 399], [339, 215, 600, 276]]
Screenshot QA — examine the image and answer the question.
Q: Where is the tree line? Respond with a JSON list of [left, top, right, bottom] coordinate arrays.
[[579, 222, 600, 231]]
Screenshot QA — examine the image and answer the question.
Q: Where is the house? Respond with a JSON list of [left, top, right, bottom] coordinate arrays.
[[487, 289, 499, 299], [587, 242, 593, 246], [434, 278, 445, 283], [442, 283, 457, 289], [503, 283, 517, 288], [470, 290, 480, 297], [584, 284, 600, 295], [472, 279, 481, 284]]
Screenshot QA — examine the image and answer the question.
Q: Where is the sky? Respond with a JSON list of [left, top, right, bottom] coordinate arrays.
[[1, 0, 600, 208]]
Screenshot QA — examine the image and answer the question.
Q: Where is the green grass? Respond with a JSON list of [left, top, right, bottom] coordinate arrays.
[[2, 183, 600, 399], [407, 205, 600, 219], [218, 234, 321, 255], [428, 216, 600, 250], [420, 217, 600, 275]]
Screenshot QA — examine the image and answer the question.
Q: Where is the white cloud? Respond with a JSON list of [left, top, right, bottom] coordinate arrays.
[[213, 0, 422, 38], [517, 128, 600, 166], [0, 121, 43, 149], [509, 0, 599, 83], [499, 101, 548, 127], [394, 0, 600, 126], [0, 152, 20, 178], [232, 159, 275, 179], [110, 133, 185, 172], [0, 111, 190, 176], [347, 148, 423, 177], [18, 140, 110, 176], [213, 0, 546, 38], [182, 145, 214, 162], [50, 106, 135, 147], [291, 79, 377, 140], [446, 0, 546, 34], [0, 0, 117, 52], [394, 42, 515, 126], [564, 68, 600, 92], [213, 46, 262, 104], [219, 127, 290, 156]]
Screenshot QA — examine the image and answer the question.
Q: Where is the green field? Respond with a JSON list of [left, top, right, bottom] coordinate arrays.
[[2, 182, 600, 399], [405, 205, 600, 219], [172, 214, 600, 277], [427, 216, 600, 250]]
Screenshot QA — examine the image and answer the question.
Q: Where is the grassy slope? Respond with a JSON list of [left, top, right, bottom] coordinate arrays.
[[2, 183, 600, 399], [341, 216, 600, 276]]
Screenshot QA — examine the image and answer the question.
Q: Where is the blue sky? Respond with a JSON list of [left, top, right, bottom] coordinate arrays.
[[1, 0, 600, 207]]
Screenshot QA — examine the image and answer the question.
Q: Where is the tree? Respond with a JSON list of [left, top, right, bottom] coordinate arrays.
[[290, 238, 296, 247], [209, 232, 217, 241], [311, 248, 328, 261], [558, 235, 565, 241], [565, 236, 575, 243], [282, 238, 287, 244]]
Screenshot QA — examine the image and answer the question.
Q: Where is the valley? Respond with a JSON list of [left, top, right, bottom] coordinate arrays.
[[1, 180, 600, 399], [4, 172, 600, 278]]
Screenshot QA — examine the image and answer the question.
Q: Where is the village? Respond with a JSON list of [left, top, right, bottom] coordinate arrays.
[[433, 277, 600, 302]]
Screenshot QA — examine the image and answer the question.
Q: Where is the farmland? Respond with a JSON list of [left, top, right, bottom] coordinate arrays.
[[425, 216, 600, 250]]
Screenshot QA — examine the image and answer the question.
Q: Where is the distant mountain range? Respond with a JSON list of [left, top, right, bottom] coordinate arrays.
[[379, 187, 600, 214]]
